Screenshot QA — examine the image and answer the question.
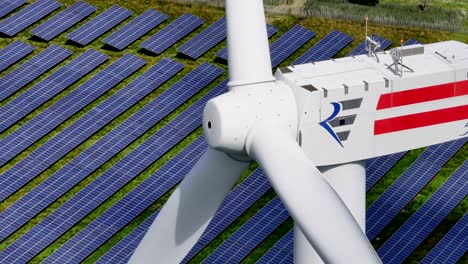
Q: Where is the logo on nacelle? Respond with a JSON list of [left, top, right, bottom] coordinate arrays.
[[461, 121, 468, 137], [319, 102, 344, 147]]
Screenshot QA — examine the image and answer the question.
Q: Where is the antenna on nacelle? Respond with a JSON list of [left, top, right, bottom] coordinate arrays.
[[364, 16, 382, 62]]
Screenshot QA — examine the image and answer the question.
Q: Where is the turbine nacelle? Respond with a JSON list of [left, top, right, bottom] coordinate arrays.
[[202, 81, 298, 157]]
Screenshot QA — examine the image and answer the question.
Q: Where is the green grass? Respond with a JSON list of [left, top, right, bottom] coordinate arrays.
[[0, 0, 466, 263]]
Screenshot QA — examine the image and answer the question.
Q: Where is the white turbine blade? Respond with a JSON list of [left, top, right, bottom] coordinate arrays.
[[247, 121, 382, 264], [226, 0, 275, 88], [128, 148, 249, 264]]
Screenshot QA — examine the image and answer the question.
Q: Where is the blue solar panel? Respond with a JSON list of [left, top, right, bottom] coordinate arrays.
[[0, 0, 26, 18], [270, 25, 315, 68], [0, 64, 221, 252], [366, 138, 466, 240], [2, 56, 174, 173], [0, 49, 106, 133], [0, 54, 148, 204], [0, 40, 34, 72], [257, 230, 294, 264], [0, 0, 61, 36], [377, 160, 468, 263], [215, 24, 279, 61], [404, 38, 422, 46], [293, 30, 353, 65], [347, 34, 392, 56], [177, 17, 226, 59], [67, 5, 132, 45], [45, 135, 210, 263], [366, 152, 406, 191], [96, 211, 159, 264], [0, 65, 223, 263], [421, 214, 468, 264], [30, 1, 96, 41], [103, 9, 168, 50], [203, 196, 289, 263], [0, 44, 71, 103], [140, 13, 204, 55]]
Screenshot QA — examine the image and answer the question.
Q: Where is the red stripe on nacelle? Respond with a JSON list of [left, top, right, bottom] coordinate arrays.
[[377, 80, 468, 110], [374, 105, 468, 135]]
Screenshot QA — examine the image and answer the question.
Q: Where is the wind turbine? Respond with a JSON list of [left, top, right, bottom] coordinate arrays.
[[129, 0, 468, 263]]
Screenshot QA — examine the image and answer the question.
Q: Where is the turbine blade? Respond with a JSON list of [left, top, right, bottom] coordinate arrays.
[[129, 148, 249, 264], [247, 121, 382, 264], [226, 0, 274, 88]]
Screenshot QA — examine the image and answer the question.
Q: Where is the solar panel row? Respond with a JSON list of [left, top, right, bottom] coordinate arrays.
[[0, 0, 26, 19], [182, 168, 271, 263], [0, 65, 223, 263], [103, 9, 168, 50], [0, 58, 180, 188], [203, 196, 289, 263], [0, 63, 220, 243], [256, 229, 294, 264], [0, 54, 146, 204], [0, 44, 71, 103], [421, 213, 468, 264], [96, 211, 159, 264], [0, 0, 61, 36], [215, 24, 279, 61], [31, 1, 96, 41], [177, 17, 226, 59], [347, 34, 392, 56], [0, 49, 106, 134], [67, 5, 132, 45], [378, 160, 468, 263], [293, 30, 353, 65], [140, 13, 204, 55], [366, 152, 406, 191], [270, 25, 315, 68], [366, 138, 467, 240], [404, 38, 422, 46], [45, 135, 210, 263], [0, 40, 34, 72]]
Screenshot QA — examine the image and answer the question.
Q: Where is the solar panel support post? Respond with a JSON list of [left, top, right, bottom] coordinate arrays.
[[293, 161, 367, 263]]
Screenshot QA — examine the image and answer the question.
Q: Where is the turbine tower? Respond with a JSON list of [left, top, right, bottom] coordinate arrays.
[[129, 0, 468, 263]]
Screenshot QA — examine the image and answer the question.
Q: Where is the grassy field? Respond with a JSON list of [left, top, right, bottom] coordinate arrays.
[[0, 0, 466, 263]]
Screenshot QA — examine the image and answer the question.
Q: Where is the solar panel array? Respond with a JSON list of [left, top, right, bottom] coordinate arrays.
[[0, 0, 26, 18], [203, 196, 289, 263], [67, 5, 132, 45], [293, 30, 353, 65], [404, 38, 422, 46], [0, 65, 223, 263], [270, 25, 316, 67], [378, 160, 468, 263], [366, 152, 406, 191], [103, 9, 168, 50], [0, 1, 464, 263], [177, 17, 226, 59], [215, 24, 279, 61], [421, 213, 468, 264], [0, 40, 34, 72], [140, 13, 204, 55], [0, 0, 61, 36], [0, 64, 220, 245], [0, 58, 179, 176], [0, 49, 105, 133], [0, 54, 147, 203], [367, 138, 466, 240], [256, 229, 294, 264], [31, 1, 96, 41], [347, 34, 392, 56], [0, 44, 71, 103]]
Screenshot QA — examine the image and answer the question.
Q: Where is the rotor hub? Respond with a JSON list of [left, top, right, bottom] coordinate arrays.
[[202, 81, 298, 157]]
